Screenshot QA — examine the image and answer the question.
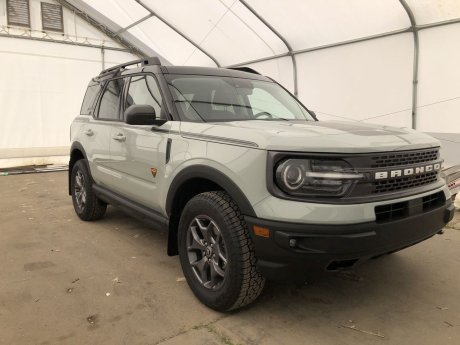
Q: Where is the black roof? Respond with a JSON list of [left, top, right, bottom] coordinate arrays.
[[160, 65, 271, 81], [93, 57, 271, 82]]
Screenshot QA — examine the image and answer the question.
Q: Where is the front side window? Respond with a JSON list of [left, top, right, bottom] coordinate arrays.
[[126, 75, 163, 119], [98, 79, 124, 120], [166, 75, 313, 123]]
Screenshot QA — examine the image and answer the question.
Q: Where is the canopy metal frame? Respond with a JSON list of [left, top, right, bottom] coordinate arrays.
[[57, 0, 460, 128]]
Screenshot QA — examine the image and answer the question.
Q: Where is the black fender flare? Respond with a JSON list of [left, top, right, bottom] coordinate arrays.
[[165, 165, 256, 218]]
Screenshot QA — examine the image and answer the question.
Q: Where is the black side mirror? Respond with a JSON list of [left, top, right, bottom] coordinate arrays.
[[125, 105, 156, 125]]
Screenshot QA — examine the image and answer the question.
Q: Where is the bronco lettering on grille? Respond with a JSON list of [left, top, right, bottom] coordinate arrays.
[[375, 163, 441, 180]]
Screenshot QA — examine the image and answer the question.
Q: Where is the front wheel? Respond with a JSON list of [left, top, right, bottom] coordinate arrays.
[[71, 160, 107, 221], [178, 191, 265, 311]]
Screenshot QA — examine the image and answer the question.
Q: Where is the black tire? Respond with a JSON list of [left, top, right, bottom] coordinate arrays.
[[71, 159, 107, 221], [178, 191, 265, 311]]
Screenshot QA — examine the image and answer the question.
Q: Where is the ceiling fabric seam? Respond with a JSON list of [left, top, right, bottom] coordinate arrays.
[[182, 0, 237, 66], [135, 0, 221, 67]]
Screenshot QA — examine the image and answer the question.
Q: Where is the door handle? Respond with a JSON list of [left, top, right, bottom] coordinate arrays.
[[84, 129, 94, 136], [112, 133, 126, 142]]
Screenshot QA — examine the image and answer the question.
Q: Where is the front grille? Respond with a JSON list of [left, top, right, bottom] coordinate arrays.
[[372, 171, 438, 194], [370, 148, 439, 168]]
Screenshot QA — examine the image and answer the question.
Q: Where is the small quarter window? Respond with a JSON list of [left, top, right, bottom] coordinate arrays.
[[80, 84, 101, 115], [98, 79, 124, 121]]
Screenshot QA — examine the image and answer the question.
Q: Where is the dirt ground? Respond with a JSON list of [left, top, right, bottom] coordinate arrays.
[[1, 171, 459, 345]]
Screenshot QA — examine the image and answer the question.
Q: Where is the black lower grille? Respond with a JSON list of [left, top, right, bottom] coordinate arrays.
[[372, 172, 438, 194], [375, 191, 446, 223], [422, 191, 445, 211], [375, 201, 409, 222]]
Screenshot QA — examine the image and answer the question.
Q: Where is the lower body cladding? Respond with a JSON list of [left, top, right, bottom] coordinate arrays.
[[245, 191, 455, 283]]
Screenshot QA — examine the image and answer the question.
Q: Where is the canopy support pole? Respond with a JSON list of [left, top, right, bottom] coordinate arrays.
[[113, 14, 154, 37], [101, 46, 105, 69], [239, 0, 298, 96], [135, 0, 220, 67], [399, 0, 419, 129]]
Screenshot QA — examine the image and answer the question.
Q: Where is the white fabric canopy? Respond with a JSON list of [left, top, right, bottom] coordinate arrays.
[[73, 0, 460, 133], [1, 0, 459, 168]]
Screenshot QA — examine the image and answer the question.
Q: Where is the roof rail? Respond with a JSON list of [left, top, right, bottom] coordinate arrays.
[[227, 67, 261, 75], [99, 57, 161, 76]]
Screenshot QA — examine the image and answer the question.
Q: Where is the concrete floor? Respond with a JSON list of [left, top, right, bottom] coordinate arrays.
[[1, 171, 460, 345]]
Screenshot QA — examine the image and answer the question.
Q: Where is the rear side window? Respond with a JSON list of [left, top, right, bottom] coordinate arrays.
[[80, 84, 101, 115], [98, 79, 124, 120]]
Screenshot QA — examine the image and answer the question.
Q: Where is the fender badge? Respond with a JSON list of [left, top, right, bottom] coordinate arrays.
[[150, 168, 157, 178]]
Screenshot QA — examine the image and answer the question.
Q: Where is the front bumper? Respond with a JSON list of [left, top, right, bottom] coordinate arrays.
[[245, 195, 455, 283]]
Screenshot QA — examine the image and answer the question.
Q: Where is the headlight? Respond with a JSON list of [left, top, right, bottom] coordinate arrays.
[[275, 159, 364, 197]]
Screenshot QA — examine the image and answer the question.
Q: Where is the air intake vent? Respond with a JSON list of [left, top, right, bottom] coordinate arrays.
[[422, 191, 445, 211], [41, 2, 64, 32], [6, 0, 30, 28], [375, 201, 408, 223]]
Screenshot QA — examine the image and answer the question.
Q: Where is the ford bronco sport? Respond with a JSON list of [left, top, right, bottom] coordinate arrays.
[[69, 57, 455, 311]]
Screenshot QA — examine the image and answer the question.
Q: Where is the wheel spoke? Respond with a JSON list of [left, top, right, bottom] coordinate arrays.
[[188, 226, 206, 251], [211, 259, 225, 278], [74, 170, 87, 210], [218, 251, 227, 265], [195, 218, 211, 243], [191, 257, 208, 284], [186, 215, 228, 290]]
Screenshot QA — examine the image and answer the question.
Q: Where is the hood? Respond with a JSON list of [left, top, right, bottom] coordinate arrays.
[[179, 120, 440, 153]]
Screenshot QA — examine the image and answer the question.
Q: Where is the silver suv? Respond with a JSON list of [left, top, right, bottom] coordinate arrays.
[[69, 57, 455, 311]]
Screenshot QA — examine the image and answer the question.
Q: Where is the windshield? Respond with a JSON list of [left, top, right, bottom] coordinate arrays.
[[166, 75, 314, 122]]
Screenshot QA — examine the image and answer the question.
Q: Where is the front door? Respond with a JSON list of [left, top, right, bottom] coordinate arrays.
[[107, 74, 169, 212]]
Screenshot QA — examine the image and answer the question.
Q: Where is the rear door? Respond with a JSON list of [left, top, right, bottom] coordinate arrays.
[[107, 74, 170, 211], [86, 77, 125, 188]]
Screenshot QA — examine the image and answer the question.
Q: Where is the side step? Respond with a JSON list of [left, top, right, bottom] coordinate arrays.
[[92, 184, 169, 231]]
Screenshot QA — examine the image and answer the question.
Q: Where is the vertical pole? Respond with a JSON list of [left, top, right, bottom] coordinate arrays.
[[238, 0, 298, 96], [101, 46, 105, 70], [399, 0, 419, 129]]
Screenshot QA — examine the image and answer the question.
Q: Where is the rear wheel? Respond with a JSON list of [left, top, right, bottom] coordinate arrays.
[[71, 160, 107, 221], [178, 191, 265, 311]]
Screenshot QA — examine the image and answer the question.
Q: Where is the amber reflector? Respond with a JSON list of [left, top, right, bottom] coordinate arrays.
[[253, 225, 270, 238]]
